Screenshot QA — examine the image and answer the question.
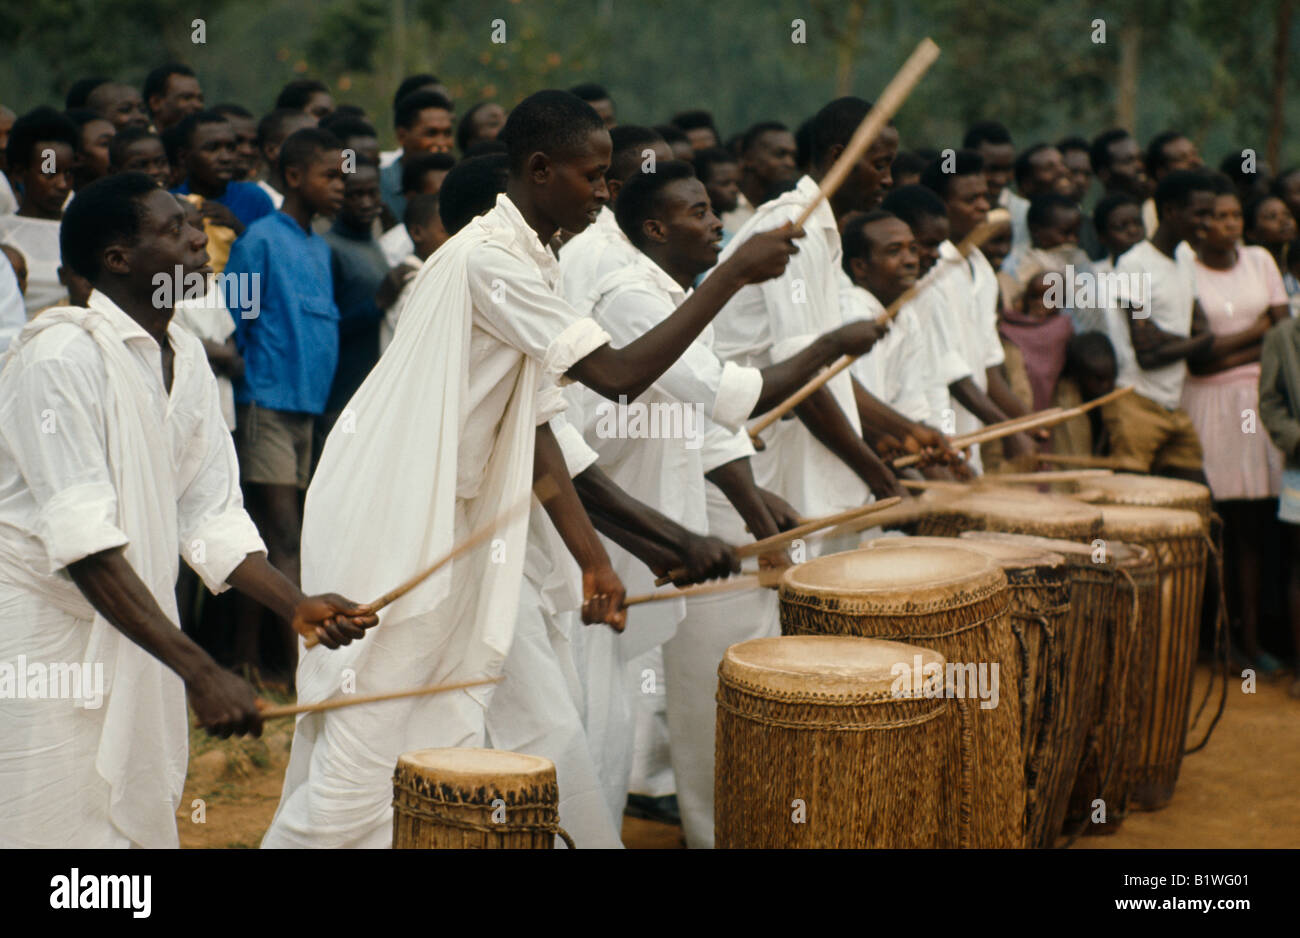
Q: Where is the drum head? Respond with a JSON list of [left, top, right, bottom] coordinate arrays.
[[721, 635, 945, 698], [782, 544, 1004, 609], [873, 533, 1067, 572], [1097, 505, 1204, 540], [396, 748, 555, 786], [1074, 473, 1211, 509], [949, 491, 1103, 528]]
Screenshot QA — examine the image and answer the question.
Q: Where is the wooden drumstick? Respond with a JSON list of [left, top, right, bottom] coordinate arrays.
[[891, 388, 1133, 469], [249, 677, 502, 721], [748, 208, 1010, 450], [898, 468, 1114, 490], [652, 497, 902, 586], [626, 569, 786, 608], [303, 477, 560, 649], [792, 38, 940, 229]]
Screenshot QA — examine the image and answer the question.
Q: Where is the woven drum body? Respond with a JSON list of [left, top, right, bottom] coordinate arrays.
[[1073, 474, 1212, 525], [392, 749, 565, 849], [778, 545, 1022, 848], [1066, 542, 1159, 835], [958, 530, 1110, 845], [714, 636, 958, 849], [914, 491, 1105, 543], [1088, 506, 1207, 811]]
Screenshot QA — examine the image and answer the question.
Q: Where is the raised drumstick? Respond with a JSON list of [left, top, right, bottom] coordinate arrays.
[[652, 497, 902, 586], [748, 208, 1009, 449], [249, 677, 502, 721], [303, 477, 560, 649]]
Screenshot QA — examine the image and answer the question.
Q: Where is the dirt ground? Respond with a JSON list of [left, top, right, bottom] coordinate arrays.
[[178, 666, 1299, 849]]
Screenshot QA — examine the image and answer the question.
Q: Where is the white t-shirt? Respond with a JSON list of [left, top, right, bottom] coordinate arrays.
[[1107, 239, 1197, 410], [379, 223, 415, 267]]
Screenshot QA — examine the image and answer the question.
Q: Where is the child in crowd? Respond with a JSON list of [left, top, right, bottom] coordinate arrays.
[[0, 107, 77, 313], [222, 127, 343, 676], [377, 191, 448, 352]]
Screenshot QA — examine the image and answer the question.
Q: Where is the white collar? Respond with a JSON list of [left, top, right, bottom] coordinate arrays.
[[87, 289, 181, 351]]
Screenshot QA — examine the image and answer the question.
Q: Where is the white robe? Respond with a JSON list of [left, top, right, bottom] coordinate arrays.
[[263, 194, 609, 848], [0, 291, 264, 848]]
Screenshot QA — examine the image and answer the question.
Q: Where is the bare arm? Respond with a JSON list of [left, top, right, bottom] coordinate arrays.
[[705, 457, 783, 541], [794, 385, 905, 499], [567, 225, 801, 402], [751, 320, 887, 416], [534, 424, 626, 629]]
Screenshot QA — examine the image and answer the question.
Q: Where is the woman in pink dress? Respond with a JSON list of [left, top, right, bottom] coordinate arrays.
[[1184, 177, 1290, 675]]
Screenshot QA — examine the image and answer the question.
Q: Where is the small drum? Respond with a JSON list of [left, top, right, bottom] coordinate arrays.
[[1066, 541, 1159, 835], [715, 635, 959, 848], [778, 545, 1022, 847], [1073, 473, 1213, 525], [1087, 506, 1207, 811], [915, 490, 1104, 543], [392, 748, 570, 849]]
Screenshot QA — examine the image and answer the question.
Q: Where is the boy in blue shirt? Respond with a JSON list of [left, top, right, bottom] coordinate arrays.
[[224, 126, 344, 669]]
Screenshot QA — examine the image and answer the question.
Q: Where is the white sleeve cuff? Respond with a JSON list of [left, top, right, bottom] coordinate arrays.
[[184, 508, 266, 594], [550, 416, 599, 478], [699, 423, 755, 475], [710, 361, 763, 433], [544, 317, 611, 385], [38, 482, 129, 573]]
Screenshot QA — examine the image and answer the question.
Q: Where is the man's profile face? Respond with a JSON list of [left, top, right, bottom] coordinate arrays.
[[539, 128, 612, 234], [128, 187, 211, 287], [910, 213, 950, 274], [657, 177, 724, 276], [845, 126, 898, 211]]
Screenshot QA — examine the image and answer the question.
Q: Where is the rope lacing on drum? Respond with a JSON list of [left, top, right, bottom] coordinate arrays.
[[392, 779, 576, 849]]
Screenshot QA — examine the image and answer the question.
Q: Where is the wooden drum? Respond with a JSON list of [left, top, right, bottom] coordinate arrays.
[[778, 545, 1022, 847], [958, 530, 1109, 845], [392, 748, 570, 849], [714, 635, 959, 848], [1088, 506, 1207, 811], [1066, 541, 1159, 835], [914, 490, 1104, 543]]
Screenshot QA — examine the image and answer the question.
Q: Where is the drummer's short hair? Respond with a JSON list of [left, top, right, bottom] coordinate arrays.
[[615, 160, 698, 249], [60, 172, 159, 282], [880, 184, 948, 229], [500, 90, 607, 175], [841, 209, 898, 269]]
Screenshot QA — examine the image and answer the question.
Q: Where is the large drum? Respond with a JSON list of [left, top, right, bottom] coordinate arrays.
[[1073, 474, 1213, 525], [714, 635, 959, 848], [778, 545, 1022, 847], [392, 748, 570, 849], [958, 530, 1113, 844], [914, 490, 1105, 543], [1065, 541, 1159, 835], [1088, 506, 1208, 811]]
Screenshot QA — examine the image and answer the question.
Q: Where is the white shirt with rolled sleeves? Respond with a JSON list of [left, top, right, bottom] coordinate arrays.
[[0, 290, 265, 848], [707, 174, 871, 518], [265, 193, 611, 848], [1106, 240, 1197, 411], [842, 284, 932, 425]]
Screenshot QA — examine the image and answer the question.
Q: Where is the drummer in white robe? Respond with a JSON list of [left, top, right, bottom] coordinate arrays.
[[263, 91, 801, 848], [580, 164, 899, 847], [0, 175, 374, 848]]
